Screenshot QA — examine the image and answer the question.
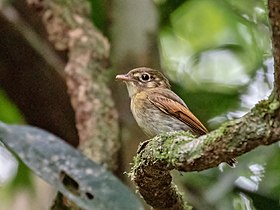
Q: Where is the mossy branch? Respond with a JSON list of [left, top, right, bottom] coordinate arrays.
[[130, 1, 280, 209], [130, 96, 280, 210]]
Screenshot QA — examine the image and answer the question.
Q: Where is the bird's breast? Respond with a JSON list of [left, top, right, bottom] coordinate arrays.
[[131, 92, 190, 137]]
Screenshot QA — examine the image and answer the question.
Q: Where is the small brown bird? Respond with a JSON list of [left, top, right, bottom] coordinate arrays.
[[116, 67, 207, 136], [116, 67, 235, 166]]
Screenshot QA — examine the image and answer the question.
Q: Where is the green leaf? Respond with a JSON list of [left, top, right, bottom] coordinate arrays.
[[0, 122, 143, 210], [0, 89, 24, 123], [89, 0, 106, 31]]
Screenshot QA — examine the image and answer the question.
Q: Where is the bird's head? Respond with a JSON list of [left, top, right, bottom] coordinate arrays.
[[116, 67, 171, 97]]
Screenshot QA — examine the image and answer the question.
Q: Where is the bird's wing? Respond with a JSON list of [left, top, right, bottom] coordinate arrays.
[[148, 90, 237, 167], [148, 90, 208, 135]]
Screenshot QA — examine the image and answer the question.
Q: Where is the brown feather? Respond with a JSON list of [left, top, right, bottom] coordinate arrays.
[[147, 89, 208, 136], [148, 90, 236, 167]]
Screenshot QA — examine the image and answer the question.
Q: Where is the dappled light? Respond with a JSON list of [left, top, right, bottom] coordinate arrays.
[[160, 0, 270, 95]]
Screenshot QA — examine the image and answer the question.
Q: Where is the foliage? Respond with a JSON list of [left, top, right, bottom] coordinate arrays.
[[0, 122, 143, 210], [154, 0, 278, 209]]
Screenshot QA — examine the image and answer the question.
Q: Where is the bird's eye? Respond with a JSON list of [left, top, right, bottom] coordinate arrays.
[[141, 73, 150, 81]]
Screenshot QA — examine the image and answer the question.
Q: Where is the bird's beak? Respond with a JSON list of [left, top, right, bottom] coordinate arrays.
[[116, 74, 132, 82]]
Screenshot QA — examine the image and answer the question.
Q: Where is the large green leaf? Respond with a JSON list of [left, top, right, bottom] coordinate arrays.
[[0, 122, 143, 210]]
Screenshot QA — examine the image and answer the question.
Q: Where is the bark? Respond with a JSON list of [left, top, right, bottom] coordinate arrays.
[[269, 0, 280, 99], [27, 0, 120, 171], [26, 0, 120, 209], [130, 1, 280, 210]]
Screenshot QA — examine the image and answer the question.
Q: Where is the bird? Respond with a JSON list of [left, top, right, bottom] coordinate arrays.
[[116, 67, 236, 167]]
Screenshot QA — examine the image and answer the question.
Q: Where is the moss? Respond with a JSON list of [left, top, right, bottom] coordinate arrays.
[[150, 131, 194, 166], [129, 155, 143, 177], [130, 131, 195, 176], [253, 96, 280, 116], [269, 99, 280, 112]]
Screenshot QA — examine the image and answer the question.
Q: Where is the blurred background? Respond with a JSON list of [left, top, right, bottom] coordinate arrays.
[[0, 0, 279, 209]]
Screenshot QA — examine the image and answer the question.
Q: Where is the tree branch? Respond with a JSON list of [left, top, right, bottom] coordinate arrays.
[[131, 98, 280, 210], [27, 0, 120, 171], [26, 0, 120, 209], [130, 1, 280, 209], [269, 0, 280, 99]]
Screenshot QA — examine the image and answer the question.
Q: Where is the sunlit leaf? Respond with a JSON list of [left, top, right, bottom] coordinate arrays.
[[0, 122, 143, 210], [159, 0, 270, 93]]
